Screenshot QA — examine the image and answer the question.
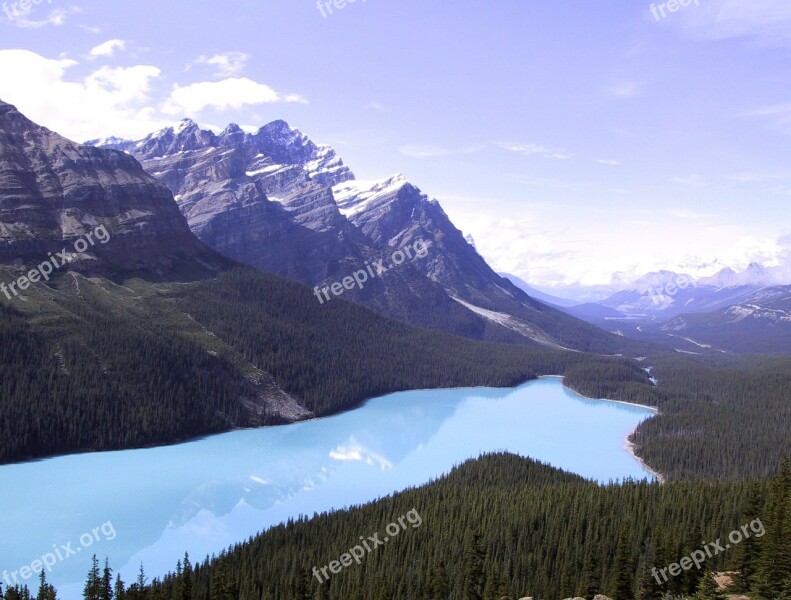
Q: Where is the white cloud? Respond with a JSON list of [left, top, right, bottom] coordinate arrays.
[[671, 0, 791, 43], [597, 159, 622, 166], [441, 191, 786, 291], [730, 171, 787, 183], [194, 52, 249, 77], [496, 142, 573, 160], [0, 50, 309, 140], [89, 39, 127, 59], [0, 49, 166, 141], [365, 101, 385, 111], [163, 77, 307, 117], [399, 141, 572, 160]]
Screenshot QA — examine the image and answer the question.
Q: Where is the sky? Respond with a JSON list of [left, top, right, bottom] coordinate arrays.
[[1, 0, 790, 292]]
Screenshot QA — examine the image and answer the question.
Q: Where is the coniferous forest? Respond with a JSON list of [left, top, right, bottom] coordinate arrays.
[[3, 454, 790, 600], [2, 265, 791, 600], [2, 267, 790, 482]]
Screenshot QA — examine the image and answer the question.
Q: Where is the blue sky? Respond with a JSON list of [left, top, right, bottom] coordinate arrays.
[[1, 0, 791, 290]]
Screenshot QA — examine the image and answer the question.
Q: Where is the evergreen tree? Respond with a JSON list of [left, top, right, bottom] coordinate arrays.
[[756, 458, 791, 598], [113, 575, 125, 600], [179, 554, 192, 600], [100, 559, 113, 600], [731, 482, 764, 592], [610, 524, 635, 600], [463, 532, 485, 600], [427, 560, 449, 600], [84, 556, 101, 600], [35, 572, 56, 600], [693, 572, 724, 600], [577, 548, 601, 600], [683, 524, 704, 595]]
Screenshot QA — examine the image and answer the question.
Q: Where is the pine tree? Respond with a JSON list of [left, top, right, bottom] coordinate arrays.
[[756, 458, 791, 598], [35, 572, 56, 600], [113, 575, 125, 600], [577, 548, 601, 600], [135, 564, 147, 600], [610, 524, 635, 600], [427, 560, 449, 600], [463, 532, 485, 600], [179, 554, 192, 600], [731, 482, 764, 592], [84, 556, 101, 600], [694, 572, 724, 600], [100, 559, 113, 600], [683, 524, 705, 596]]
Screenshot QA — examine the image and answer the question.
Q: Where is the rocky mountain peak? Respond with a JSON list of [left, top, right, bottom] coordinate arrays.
[[251, 120, 319, 165], [134, 119, 217, 159], [219, 123, 246, 147], [0, 99, 224, 275]]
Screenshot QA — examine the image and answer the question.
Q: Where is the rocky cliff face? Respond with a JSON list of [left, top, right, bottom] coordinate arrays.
[[0, 101, 225, 277], [91, 119, 486, 334], [90, 119, 629, 352]]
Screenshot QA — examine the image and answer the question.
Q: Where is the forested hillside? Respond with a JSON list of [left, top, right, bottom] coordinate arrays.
[[3, 265, 791, 483], [0, 265, 624, 464], [7, 454, 790, 600], [628, 353, 791, 480]]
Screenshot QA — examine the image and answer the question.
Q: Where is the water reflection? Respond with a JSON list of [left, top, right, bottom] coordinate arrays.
[[0, 378, 655, 599]]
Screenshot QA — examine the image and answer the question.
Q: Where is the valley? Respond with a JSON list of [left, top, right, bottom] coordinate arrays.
[[1, 5, 791, 599]]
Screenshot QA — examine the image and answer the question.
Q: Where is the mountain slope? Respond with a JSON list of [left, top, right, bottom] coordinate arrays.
[[92, 121, 643, 354], [651, 285, 791, 353], [0, 101, 225, 278], [1, 100, 649, 463], [90, 120, 490, 339], [332, 174, 635, 353], [499, 272, 579, 307]]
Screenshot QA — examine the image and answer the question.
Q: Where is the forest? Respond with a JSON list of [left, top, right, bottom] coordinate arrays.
[[3, 454, 789, 600], [1, 266, 790, 484]]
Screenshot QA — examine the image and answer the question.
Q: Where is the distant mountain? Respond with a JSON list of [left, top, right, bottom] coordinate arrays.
[[544, 266, 791, 352], [648, 285, 791, 354], [698, 262, 774, 288], [91, 119, 637, 354], [594, 270, 764, 320], [499, 273, 579, 308]]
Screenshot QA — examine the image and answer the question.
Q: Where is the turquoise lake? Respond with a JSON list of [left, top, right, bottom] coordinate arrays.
[[0, 377, 656, 598]]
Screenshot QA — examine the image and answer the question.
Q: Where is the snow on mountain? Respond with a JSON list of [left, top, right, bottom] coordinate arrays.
[[698, 262, 772, 288], [333, 174, 408, 218]]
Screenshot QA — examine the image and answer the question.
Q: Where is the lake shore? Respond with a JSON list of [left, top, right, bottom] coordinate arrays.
[[545, 375, 666, 482], [624, 436, 665, 483]]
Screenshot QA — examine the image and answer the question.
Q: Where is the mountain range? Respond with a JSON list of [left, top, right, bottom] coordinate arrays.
[[88, 118, 632, 353], [546, 264, 791, 354], [0, 99, 653, 463]]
